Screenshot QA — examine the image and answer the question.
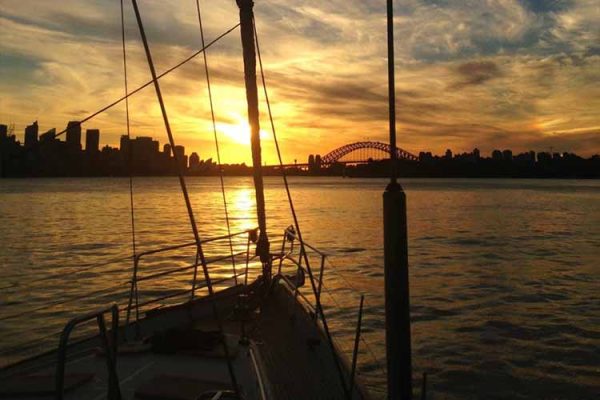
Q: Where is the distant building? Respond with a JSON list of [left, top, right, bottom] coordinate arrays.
[[0, 124, 7, 140], [445, 149, 452, 159], [24, 121, 39, 147], [132, 137, 159, 158], [66, 121, 81, 150], [492, 149, 503, 161], [529, 151, 536, 162], [473, 148, 480, 160], [515, 151, 535, 164], [537, 152, 551, 163], [163, 143, 171, 156], [85, 129, 100, 152], [419, 151, 433, 162], [120, 135, 130, 156], [174, 145, 185, 159], [40, 128, 56, 142], [122, 136, 161, 174], [315, 154, 322, 167], [502, 149, 513, 161], [308, 154, 315, 166], [174, 145, 187, 170], [101, 145, 122, 172], [189, 152, 200, 169]]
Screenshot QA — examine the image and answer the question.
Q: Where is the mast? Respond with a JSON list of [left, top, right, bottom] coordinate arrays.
[[237, 0, 271, 279], [384, 0, 413, 399]]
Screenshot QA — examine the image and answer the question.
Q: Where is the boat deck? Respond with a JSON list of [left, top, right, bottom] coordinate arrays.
[[1, 328, 262, 399], [252, 284, 357, 399], [1, 343, 261, 400], [0, 280, 367, 400]]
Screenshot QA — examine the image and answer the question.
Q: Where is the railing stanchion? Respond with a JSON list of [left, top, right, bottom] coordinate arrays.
[[56, 304, 121, 400], [293, 247, 304, 301], [315, 255, 325, 319], [244, 233, 251, 286], [191, 250, 200, 300], [277, 232, 287, 276], [350, 295, 365, 399], [134, 268, 140, 337]]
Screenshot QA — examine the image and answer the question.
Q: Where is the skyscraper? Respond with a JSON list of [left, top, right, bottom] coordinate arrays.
[[120, 135, 130, 155], [174, 145, 187, 170], [24, 121, 39, 147], [0, 124, 7, 140], [85, 129, 100, 152], [66, 121, 81, 150], [132, 137, 159, 160]]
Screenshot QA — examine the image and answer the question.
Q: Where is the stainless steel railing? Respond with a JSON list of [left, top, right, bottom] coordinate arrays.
[[124, 228, 260, 330], [56, 304, 121, 400], [275, 225, 328, 317]]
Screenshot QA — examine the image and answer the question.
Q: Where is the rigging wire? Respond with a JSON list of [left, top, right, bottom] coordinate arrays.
[[120, 0, 141, 332], [253, 19, 350, 398], [195, 0, 237, 285], [120, 0, 138, 274], [129, 0, 239, 393]]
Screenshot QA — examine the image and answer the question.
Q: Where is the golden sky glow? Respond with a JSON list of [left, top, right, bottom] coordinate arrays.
[[0, 0, 599, 163]]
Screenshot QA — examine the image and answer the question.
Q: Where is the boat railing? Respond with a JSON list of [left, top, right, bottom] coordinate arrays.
[[124, 227, 260, 330], [274, 226, 374, 398], [56, 304, 121, 400], [275, 226, 327, 318]]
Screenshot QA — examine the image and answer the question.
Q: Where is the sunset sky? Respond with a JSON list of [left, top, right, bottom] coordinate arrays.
[[1, 0, 599, 163]]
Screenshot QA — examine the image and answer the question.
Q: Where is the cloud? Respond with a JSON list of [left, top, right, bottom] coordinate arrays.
[[0, 0, 598, 162], [452, 61, 503, 88]]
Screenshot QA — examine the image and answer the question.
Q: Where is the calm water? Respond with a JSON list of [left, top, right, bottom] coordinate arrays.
[[1, 177, 599, 399]]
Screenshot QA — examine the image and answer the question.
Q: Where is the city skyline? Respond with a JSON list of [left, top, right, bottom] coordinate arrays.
[[1, 1, 599, 163], [2, 118, 598, 165], [2, 120, 597, 179]]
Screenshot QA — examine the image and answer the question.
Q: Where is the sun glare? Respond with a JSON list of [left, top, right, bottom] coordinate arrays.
[[216, 116, 269, 145]]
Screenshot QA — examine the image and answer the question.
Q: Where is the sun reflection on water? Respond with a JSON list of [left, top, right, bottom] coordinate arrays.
[[230, 186, 257, 232]]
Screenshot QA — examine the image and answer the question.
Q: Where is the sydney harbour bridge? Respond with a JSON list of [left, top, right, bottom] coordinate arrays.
[[270, 141, 418, 169], [320, 141, 417, 165]]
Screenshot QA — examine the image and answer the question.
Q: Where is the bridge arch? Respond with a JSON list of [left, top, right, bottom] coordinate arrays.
[[321, 141, 418, 165]]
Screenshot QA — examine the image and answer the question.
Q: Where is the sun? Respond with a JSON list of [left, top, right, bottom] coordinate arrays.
[[216, 116, 269, 145]]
